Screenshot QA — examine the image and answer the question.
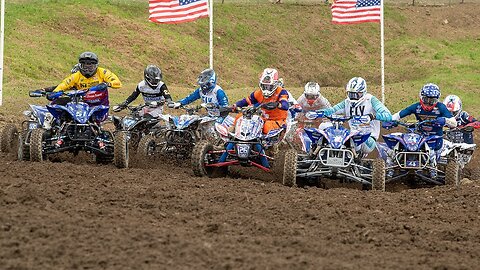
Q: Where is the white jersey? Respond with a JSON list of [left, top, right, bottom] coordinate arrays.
[[137, 80, 167, 103], [297, 93, 331, 111], [343, 93, 381, 139]]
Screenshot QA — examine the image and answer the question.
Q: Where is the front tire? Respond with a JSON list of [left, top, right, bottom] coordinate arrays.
[[1, 124, 18, 153], [282, 148, 298, 187], [445, 159, 460, 186], [192, 140, 226, 178], [29, 128, 45, 162], [371, 158, 386, 191], [114, 131, 129, 168]]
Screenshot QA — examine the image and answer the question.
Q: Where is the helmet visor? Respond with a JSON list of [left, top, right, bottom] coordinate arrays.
[[146, 77, 160, 87], [348, 91, 363, 101], [422, 96, 438, 106], [80, 60, 97, 75], [200, 81, 214, 92], [260, 83, 276, 93], [305, 94, 319, 100]]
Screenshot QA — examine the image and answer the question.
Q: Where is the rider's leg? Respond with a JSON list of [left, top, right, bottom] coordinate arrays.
[[357, 136, 376, 157], [218, 142, 234, 163], [255, 143, 270, 168]]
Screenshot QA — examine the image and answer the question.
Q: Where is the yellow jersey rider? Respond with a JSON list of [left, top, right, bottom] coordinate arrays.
[[51, 51, 122, 106]]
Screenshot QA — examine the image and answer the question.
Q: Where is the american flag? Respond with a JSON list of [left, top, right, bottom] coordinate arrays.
[[331, 0, 381, 25], [149, 0, 209, 24]]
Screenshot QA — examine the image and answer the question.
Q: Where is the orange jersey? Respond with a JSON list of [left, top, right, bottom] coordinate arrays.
[[245, 87, 289, 121]]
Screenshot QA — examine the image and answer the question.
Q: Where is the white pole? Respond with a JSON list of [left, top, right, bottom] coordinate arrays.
[[380, 0, 385, 104], [209, 0, 213, 69], [0, 0, 5, 106]]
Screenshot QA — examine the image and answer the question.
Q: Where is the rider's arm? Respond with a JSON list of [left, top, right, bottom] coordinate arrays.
[[322, 100, 346, 116], [392, 103, 418, 121], [53, 73, 78, 92], [161, 84, 172, 102], [236, 90, 260, 107], [438, 103, 457, 128], [319, 95, 332, 109], [371, 96, 392, 121], [216, 88, 229, 107], [124, 86, 141, 105], [179, 88, 201, 106], [460, 111, 477, 124], [278, 89, 290, 111], [100, 68, 122, 89]]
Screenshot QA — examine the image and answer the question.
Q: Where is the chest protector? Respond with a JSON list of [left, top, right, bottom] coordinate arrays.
[[137, 80, 166, 103], [344, 93, 381, 139]]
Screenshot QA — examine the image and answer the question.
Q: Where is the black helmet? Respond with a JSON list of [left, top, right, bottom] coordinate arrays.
[[78, 51, 98, 78], [144, 65, 162, 88]]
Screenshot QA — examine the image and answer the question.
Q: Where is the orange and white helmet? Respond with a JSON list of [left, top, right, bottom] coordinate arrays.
[[259, 68, 280, 97], [443, 94, 462, 117]]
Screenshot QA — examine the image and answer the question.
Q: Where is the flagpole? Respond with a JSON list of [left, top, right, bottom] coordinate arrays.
[[0, 0, 5, 106], [380, 0, 385, 104], [209, 0, 213, 69]]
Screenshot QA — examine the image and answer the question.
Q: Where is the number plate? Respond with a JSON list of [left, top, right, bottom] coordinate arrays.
[[236, 144, 251, 158], [28, 122, 38, 130], [406, 160, 419, 168], [326, 156, 344, 166]]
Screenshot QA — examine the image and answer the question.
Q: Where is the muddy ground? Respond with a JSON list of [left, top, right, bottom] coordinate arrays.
[[1, 136, 480, 269]]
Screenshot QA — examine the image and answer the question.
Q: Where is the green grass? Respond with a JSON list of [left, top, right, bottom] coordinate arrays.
[[1, 0, 480, 118]]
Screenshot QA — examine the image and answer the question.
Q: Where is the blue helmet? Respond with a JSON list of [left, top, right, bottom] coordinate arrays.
[[197, 68, 217, 94], [419, 83, 441, 111]]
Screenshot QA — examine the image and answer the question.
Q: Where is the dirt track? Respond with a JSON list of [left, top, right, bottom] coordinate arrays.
[[1, 146, 480, 269]]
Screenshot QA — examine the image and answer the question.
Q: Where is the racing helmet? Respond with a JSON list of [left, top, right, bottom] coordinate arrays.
[[346, 77, 367, 102], [259, 68, 280, 97], [419, 83, 441, 111], [144, 65, 163, 88], [197, 68, 217, 94], [304, 82, 320, 105], [78, 51, 99, 78], [443, 94, 462, 117]]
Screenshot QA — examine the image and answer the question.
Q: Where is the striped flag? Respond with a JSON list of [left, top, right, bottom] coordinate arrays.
[[149, 0, 209, 24], [331, 0, 381, 25]]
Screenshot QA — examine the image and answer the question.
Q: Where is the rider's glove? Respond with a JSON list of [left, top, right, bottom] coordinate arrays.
[[112, 102, 127, 112], [46, 91, 62, 101], [359, 114, 374, 123], [262, 102, 279, 110], [433, 117, 446, 127], [168, 102, 182, 109], [89, 82, 108, 92]]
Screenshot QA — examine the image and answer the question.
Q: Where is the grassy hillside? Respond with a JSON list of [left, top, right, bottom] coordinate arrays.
[[2, 0, 480, 115]]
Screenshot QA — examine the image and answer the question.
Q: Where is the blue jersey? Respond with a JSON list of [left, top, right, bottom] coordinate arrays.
[[398, 102, 452, 136]]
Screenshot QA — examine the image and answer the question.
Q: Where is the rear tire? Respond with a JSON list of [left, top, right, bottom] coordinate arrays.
[[29, 128, 45, 162], [1, 124, 18, 153], [371, 158, 386, 191], [114, 131, 129, 168], [17, 131, 30, 161], [137, 135, 157, 165], [282, 148, 297, 187], [445, 159, 460, 186]]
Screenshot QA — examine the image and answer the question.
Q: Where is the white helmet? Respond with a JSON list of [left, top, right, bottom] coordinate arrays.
[[304, 82, 320, 105], [346, 77, 367, 102], [443, 94, 462, 117], [259, 68, 280, 97]]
